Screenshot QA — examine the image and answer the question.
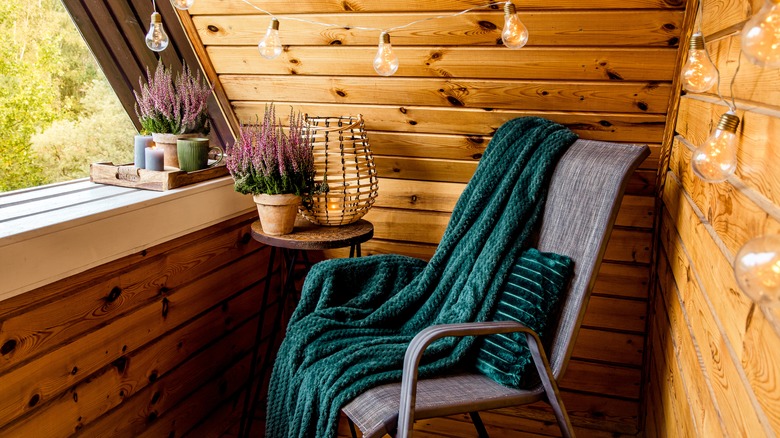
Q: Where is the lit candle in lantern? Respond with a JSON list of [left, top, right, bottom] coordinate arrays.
[[145, 145, 164, 171], [328, 193, 343, 212]]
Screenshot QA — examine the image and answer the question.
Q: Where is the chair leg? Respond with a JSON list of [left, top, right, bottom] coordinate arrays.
[[469, 412, 490, 438], [347, 418, 358, 438], [525, 333, 576, 438]]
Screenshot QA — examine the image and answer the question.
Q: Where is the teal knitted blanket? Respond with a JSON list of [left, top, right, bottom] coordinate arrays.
[[265, 117, 577, 438]]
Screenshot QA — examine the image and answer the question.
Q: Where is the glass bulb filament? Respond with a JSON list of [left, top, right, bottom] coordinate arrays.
[[258, 18, 282, 60], [691, 112, 739, 183], [373, 32, 399, 76], [741, 0, 780, 68], [145, 12, 169, 52], [502, 2, 529, 49], [681, 33, 718, 93]]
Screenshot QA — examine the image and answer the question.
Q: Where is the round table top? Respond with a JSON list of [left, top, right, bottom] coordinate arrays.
[[250, 216, 374, 250]]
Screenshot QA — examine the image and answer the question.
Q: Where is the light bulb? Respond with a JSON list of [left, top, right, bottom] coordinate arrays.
[[502, 2, 529, 49], [171, 0, 195, 10], [691, 112, 739, 183], [735, 234, 780, 306], [741, 0, 780, 68], [258, 18, 282, 60], [373, 32, 399, 76], [145, 12, 169, 52], [681, 33, 719, 93]]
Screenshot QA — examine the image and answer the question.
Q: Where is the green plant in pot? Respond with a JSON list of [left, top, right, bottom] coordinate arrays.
[[134, 61, 213, 169], [226, 104, 314, 235]]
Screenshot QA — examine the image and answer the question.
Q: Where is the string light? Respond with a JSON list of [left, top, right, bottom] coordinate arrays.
[[373, 32, 399, 76], [741, 0, 780, 68], [691, 111, 739, 183], [681, 33, 719, 92], [735, 234, 780, 306], [171, 0, 195, 10], [258, 18, 282, 60], [145, 1, 169, 52], [502, 2, 529, 49], [233, 0, 527, 76]]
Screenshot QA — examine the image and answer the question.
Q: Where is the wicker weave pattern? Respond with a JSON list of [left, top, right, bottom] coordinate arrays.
[[301, 115, 379, 226]]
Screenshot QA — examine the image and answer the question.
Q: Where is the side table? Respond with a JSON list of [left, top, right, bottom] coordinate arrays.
[[239, 217, 374, 438]]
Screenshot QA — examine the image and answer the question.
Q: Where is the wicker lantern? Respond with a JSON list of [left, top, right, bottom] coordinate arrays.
[[301, 114, 378, 226]]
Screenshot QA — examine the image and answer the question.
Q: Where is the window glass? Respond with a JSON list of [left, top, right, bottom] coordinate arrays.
[[0, 0, 135, 192]]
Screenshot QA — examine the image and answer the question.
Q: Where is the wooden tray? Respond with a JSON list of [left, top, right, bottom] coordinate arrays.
[[90, 162, 229, 191]]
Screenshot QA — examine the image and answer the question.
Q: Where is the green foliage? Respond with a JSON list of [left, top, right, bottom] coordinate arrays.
[[31, 79, 135, 182], [0, 0, 134, 192]]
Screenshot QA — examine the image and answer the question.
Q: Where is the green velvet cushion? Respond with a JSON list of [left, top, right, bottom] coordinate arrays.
[[473, 247, 574, 388]]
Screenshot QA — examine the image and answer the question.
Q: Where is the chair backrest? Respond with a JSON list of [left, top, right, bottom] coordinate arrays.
[[533, 139, 649, 379]]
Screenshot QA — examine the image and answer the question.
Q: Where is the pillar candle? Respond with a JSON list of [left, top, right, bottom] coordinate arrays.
[[134, 135, 153, 169], [145, 146, 164, 171]]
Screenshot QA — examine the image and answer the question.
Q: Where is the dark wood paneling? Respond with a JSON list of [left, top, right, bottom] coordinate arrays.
[[0, 214, 275, 437]]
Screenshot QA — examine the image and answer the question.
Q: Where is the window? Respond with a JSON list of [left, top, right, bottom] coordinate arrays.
[[0, 0, 136, 192]]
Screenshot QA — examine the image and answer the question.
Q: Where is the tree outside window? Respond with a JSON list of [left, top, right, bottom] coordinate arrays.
[[0, 0, 135, 192]]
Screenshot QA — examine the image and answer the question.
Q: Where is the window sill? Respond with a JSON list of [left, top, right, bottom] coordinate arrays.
[[0, 177, 255, 301]]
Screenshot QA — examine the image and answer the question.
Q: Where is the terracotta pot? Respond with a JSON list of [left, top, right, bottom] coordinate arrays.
[[152, 132, 202, 169], [253, 194, 301, 236]]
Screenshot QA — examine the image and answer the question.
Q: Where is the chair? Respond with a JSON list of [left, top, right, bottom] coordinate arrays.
[[341, 139, 650, 438]]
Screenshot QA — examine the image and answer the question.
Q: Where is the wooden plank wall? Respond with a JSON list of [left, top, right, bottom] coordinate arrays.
[[0, 213, 275, 437], [180, 0, 687, 435], [646, 0, 780, 436]]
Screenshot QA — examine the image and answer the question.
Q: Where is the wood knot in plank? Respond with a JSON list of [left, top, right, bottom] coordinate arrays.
[[113, 356, 128, 374], [106, 286, 122, 303], [1, 339, 17, 355], [606, 69, 624, 80], [478, 21, 497, 30], [447, 96, 465, 107]]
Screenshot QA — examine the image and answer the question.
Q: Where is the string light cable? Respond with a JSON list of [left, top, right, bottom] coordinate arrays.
[[233, 0, 527, 74], [236, 0, 515, 34]]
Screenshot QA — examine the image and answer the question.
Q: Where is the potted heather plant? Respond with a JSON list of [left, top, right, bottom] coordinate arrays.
[[134, 61, 213, 168], [226, 104, 314, 235]]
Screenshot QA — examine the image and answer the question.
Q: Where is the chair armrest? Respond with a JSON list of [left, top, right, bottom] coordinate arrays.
[[397, 321, 549, 438]]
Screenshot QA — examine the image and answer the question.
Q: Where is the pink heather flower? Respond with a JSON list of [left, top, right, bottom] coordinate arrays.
[[134, 62, 213, 135], [227, 104, 314, 196]]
